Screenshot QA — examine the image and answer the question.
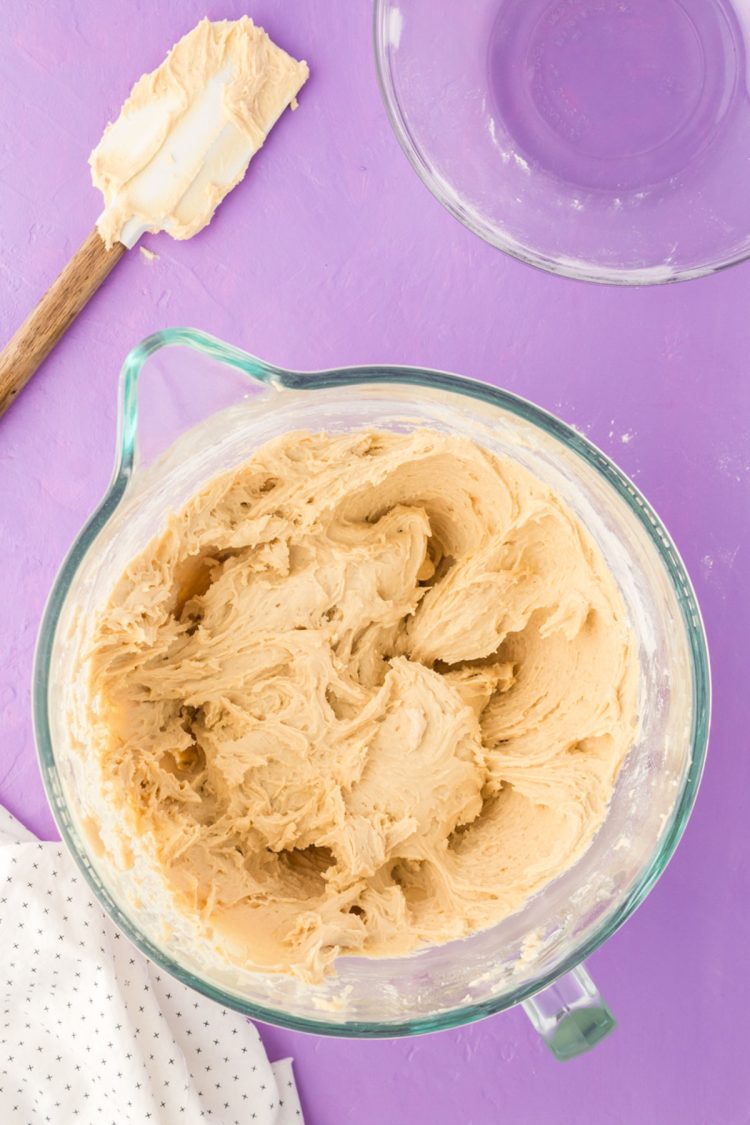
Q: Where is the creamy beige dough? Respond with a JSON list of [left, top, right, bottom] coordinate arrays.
[[88, 429, 637, 980], [90, 17, 308, 248]]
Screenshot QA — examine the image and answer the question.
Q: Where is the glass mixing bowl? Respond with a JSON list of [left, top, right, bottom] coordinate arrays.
[[374, 0, 750, 283], [34, 329, 709, 1058]]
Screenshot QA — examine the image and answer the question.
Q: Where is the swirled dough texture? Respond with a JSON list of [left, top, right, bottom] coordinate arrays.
[[89, 429, 637, 980]]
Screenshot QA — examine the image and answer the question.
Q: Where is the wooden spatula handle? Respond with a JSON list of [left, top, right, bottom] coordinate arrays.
[[0, 227, 127, 418]]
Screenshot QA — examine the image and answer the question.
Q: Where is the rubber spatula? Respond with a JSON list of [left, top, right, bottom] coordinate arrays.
[[0, 17, 308, 418]]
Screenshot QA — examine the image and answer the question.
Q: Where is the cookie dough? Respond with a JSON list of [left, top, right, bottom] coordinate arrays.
[[90, 17, 308, 248], [88, 429, 637, 980]]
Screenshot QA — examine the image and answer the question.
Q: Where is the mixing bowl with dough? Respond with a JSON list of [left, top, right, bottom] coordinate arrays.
[[34, 329, 709, 1057]]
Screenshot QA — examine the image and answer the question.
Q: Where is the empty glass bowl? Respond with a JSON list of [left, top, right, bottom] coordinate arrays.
[[34, 331, 709, 1056], [374, 0, 750, 283]]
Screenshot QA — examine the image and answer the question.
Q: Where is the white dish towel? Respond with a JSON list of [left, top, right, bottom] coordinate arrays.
[[0, 805, 303, 1125]]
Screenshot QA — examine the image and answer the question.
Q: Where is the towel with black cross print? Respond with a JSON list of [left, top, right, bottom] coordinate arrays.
[[0, 805, 303, 1124]]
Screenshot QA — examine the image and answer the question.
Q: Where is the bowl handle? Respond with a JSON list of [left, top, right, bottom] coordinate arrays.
[[521, 963, 615, 1061]]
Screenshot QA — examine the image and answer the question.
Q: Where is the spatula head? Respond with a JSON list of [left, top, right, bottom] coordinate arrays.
[[90, 17, 309, 249]]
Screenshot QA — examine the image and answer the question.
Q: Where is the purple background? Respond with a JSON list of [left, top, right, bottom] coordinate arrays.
[[1, 2, 748, 1122]]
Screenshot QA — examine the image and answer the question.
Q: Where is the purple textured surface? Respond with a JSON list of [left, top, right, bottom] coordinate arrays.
[[1, 3, 748, 1122]]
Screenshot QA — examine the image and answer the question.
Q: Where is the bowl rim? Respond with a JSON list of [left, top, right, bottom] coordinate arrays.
[[33, 327, 711, 1037], [372, 0, 750, 286]]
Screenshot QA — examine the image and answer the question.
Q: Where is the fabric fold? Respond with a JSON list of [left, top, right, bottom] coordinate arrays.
[[0, 805, 302, 1125]]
